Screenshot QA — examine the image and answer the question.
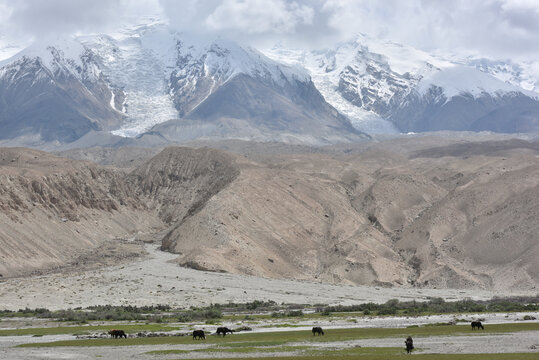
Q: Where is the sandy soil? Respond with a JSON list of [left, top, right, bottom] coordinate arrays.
[[1, 243, 532, 311], [295, 331, 539, 354]]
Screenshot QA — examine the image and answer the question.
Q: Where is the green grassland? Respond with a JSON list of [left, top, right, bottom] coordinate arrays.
[[17, 322, 539, 347], [148, 346, 403, 356], [200, 355, 539, 360], [0, 323, 180, 336]]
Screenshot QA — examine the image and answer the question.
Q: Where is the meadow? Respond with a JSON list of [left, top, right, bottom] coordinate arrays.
[[1, 299, 538, 359]]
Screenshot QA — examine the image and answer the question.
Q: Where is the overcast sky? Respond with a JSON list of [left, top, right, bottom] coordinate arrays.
[[1, 0, 538, 60]]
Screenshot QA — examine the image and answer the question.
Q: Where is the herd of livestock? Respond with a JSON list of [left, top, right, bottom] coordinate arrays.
[[108, 321, 485, 354]]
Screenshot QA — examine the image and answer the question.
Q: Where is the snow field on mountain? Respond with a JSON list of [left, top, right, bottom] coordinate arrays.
[[416, 65, 528, 99], [80, 25, 179, 137], [263, 44, 400, 134], [85, 22, 313, 137], [1, 19, 539, 139]]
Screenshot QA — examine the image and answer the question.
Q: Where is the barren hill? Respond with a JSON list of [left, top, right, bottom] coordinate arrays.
[[0, 147, 162, 277], [1, 139, 538, 291]]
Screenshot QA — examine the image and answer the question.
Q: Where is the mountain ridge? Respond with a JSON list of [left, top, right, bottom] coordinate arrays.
[[1, 22, 539, 149], [264, 35, 539, 134]]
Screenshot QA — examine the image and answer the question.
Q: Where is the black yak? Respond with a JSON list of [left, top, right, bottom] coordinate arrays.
[[193, 330, 206, 340], [108, 329, 127, 338], [216, 327, 233, 336], [471, 321, 484, 330], [405, 336, 414, 354], [312, 326, 324, 336]]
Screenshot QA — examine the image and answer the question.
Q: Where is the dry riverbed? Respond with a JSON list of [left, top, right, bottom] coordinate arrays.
[[0, 243, 533, 311], [1, 243, 539, 359]]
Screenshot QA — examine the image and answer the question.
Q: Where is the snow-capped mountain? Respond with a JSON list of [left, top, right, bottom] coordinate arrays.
[[0, 38, 124, 142], [449, 57, 539, 94], [170, 36, 310, 116], [77, 21, 180, 137], [265, 34, 539, 134], [154, 34, 365, 145], [0, 20, 366, 146], [1, 20, 538, 148]]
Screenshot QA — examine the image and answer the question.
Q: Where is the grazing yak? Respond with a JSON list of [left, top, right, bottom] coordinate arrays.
[[471, 321, 484, 330], [108, 329, 127, 338], [193, 330, 206, 340], [216, 327, 233, 336], [405, 336, 414, 354], [312, 326, 324, 336]]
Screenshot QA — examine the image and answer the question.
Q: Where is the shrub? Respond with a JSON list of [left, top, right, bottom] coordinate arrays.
[[177, 313, 193, 322], [234, 326, 252, 332], [377, 307, 397, 316], [177, 308, 222, 322], [286, 310, 304, 317]]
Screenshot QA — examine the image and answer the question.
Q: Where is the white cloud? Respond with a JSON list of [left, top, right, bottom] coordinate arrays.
[[0, 2, 12, 23], [205, 0, 313, 34], [0, 0, 537, 60], [0, 0, 164, 43], [3, 0, 123, 39], [320, 0, 539, 59]]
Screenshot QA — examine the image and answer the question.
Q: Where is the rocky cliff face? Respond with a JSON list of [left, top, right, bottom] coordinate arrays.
[[130, 147, 239, 225], [337, 48, 416, 117]]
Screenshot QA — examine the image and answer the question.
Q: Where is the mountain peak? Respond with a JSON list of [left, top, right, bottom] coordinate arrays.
[[1, 20, 539, 147], [265, 36, 539, 134], [1, 21, 363, 146]]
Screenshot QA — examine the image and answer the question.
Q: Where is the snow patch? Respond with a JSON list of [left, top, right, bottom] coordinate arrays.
[[79, 26, 179, 137], [109, 91, 116, 110], [0, 37, 86, 72], [263, 43, 400, 134], [417, 65, 528, 99], [264, 34, 539, 134]]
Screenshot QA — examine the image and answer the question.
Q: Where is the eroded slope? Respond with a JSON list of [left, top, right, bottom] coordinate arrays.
[[1, 139, 538, 291], [0, 148, 161, 277], [160, 141, 539, 290]]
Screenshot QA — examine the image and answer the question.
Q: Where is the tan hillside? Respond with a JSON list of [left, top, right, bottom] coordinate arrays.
[[1, 139, 538, 291], [162, 140, 539, 290], [0, 148, 163, 277], [131, 146, 239, 224], [0, 146, 239, 278]]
